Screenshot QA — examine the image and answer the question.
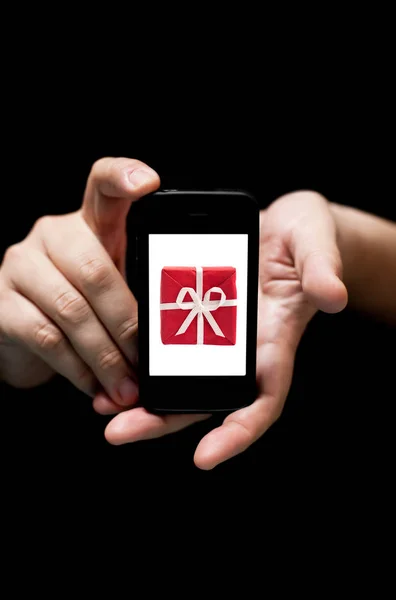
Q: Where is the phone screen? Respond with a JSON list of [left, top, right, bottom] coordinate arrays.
[[149, 234, 248, 376]]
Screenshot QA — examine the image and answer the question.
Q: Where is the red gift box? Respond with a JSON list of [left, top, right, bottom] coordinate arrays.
[[160, 266, 237, 345]]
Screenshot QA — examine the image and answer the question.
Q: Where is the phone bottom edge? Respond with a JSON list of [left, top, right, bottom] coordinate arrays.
[[143, 402, 253, 415]]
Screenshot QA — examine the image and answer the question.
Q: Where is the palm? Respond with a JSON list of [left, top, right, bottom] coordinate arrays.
[[254, 216, 318, 426], [258, 228, 316, 346]]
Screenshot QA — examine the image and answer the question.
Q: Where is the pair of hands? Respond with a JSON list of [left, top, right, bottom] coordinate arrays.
[[0, 158, 348, 469]]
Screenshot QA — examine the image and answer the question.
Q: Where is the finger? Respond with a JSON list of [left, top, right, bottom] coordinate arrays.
[[93, 391, 125, 415], [82, 157, 160, 258], [38, 214, 139, 366], [301, 252, 348, 313], [285, 192, 348, 313], [194, 337, 295, 470], [6, 244, 138, 406], [0, 288, 97, 396], [194, 395, 278, 470], [105, 407, 210, 445]]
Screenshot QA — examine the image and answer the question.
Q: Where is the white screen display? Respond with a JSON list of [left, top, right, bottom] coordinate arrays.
[[149, 234, 248, 376]]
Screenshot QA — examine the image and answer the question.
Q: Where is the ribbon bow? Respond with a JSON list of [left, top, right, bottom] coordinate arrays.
[[160, 266, 237, 344]]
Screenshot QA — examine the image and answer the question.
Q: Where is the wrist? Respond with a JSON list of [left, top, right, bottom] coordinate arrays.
[[330, 202, 396, 324], [329, 202, 362, 293]]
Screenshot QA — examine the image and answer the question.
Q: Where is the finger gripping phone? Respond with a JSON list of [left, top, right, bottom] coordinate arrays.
[[130, 190, 259, 413]]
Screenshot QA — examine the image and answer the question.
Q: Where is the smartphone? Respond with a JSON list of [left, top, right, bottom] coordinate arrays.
[[129, 189, 259, 413]]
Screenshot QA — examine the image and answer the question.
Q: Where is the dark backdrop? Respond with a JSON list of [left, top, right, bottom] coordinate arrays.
[[1, 102, 394, 521]]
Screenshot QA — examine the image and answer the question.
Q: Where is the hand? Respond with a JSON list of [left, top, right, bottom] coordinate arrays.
[[0, 158, 160, 408], [104, 191, 348, 468]]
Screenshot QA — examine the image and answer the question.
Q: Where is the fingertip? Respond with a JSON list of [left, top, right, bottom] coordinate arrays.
[[306, 273, 348, 313], [88, 157, 160, 200], [193, 449, 218, 470], [104, 406, 162, 445], [104, 413, 125, 444], [326, 276, 348, 313], [93, 393, 122, 415], [116, 377, 139, 407], [303, 255, 348, 313], [127, 166, 160, 193], [193, 430, 226, 470]]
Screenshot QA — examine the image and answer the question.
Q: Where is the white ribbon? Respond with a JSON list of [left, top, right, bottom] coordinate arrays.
[[160, 266, 237, 344]]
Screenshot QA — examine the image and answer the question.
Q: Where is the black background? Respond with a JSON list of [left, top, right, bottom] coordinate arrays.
[[1, 79, 395, 530]]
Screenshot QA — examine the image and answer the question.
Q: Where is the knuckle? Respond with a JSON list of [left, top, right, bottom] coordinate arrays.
[[273, 407, 283, 423], [74, 366, 96, 393], [286, 190, 327, 206], [96, 345, 124, 372], [297, 189, 323, 200], [118, 316, 138, 342], [34, 322, 64, 352], [78, 257, 113, 292], [270, 401, 284, 423], [90, 157, 107, 177], [265, 396, 284, 425], [90, 157, 124, 183], [227, 418, 254, 446], [32, 215, 56, 235], [3, 243, 24, 264], [54, 290, 90, 324], [90, 157, 113, 176]]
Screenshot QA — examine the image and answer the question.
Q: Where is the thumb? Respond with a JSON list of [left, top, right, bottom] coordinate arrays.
[[301, 251, 348, 313], [81, 157, 160, 257], [289, 194, 348, 314]]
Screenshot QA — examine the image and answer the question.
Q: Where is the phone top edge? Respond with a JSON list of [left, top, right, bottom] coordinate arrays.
[[152, 188, 258, 204]]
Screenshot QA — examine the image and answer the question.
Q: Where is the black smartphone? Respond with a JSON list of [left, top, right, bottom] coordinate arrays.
[[129, 189, 259, 413]]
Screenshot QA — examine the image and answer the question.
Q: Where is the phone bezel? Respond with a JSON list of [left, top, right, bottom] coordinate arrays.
[[129, 190, 259, 413]]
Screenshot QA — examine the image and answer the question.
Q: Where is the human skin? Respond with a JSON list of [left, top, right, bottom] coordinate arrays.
[[0, 158, 395, 468]]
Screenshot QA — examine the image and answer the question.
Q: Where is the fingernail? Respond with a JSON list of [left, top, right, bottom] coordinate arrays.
[[129, 168, 155, 188], [118, 377, 138, 405]]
